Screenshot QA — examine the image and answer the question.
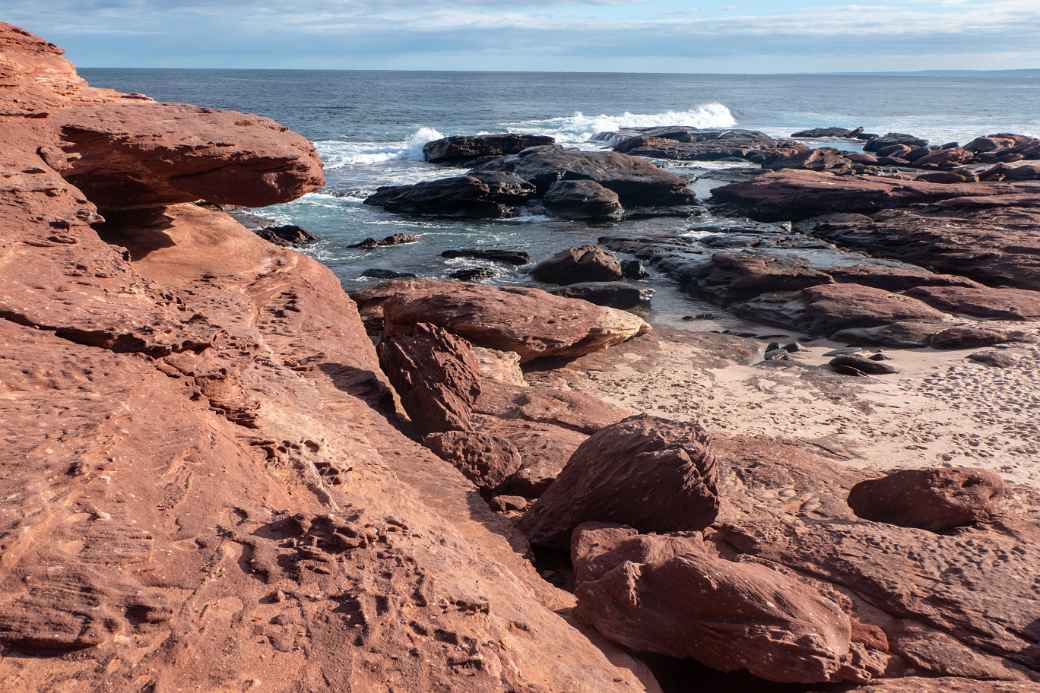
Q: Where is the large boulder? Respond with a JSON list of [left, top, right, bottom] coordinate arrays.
[[572, 524, 865, 684], [519, 415, 720, 548], [531, 245, 624, 285], [42, 102, 325, 210], [364, 172, 535, 218], [422, 430, 522, 491], [847, 468, 1006, 531], [543, 179, 624, 220], [379, 279, 650, 363], [423, 133, 555, 164], [471, 145, 695, 207], [711, 170, 1014, 221], [905, 285, 1040, 320], [377, 322, 482, 435]]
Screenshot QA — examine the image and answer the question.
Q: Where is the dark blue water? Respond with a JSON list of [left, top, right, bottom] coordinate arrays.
[[80, 69, 1040, 310]]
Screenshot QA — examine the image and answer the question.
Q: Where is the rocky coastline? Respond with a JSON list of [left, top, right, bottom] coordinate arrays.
[[3, 22, 1040, 693]]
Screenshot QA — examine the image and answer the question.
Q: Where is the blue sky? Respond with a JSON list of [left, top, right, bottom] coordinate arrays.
[[7, 1, 1040, 72]]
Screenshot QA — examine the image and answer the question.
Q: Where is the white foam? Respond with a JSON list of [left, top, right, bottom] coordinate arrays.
[[506, 103, 737, 144], [316, 126, 445, 169]]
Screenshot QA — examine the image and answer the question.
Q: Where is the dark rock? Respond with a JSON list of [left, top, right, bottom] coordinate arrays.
[[621, 259, 649, 280], [364, 172, 535, 219], [864, 133, 929, 152], [349, 233, 418, 249], [377, 322, 482, 435], [255, 224, 319, 246], [448, 267, 495, 282], [696, 252, 833, 302], [361, 269, 417, 280], [519, 415, 720, 549], [423, 133, 555, 164], [531, 245, 623, 285], [550, 282, 654, 309], [441, 249, 529, 265], [791, 127, 864, 138], [543, 180, 623, 220], [848, 468, 1005, 531], [829, 355, 899, 376], [471, 145, 696, 207]]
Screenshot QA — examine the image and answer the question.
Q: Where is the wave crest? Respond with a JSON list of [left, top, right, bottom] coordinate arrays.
[[317, 126, 445, 169], [508, 103, 737, 143]]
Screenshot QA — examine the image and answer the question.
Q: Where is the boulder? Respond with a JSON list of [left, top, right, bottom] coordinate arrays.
[[448, 267, 495, 282], [471, 145, 695, 207], [377, 322, 482, 435], [364, 172, 535, 219], [531, 245, 624, 285], [864, 133, 929, 152], [847, 468, 1005, 531], [916, 170, 978, 184], [543, 180, 624, 220], [572, 524, 861, 684], [349, 233, 418, 249], [360, 268, 417, 280], [441, 248, 530, 265], [791, 127, 864, 138], [969, 350, 1018, 368], [254, 224, 320, 246], [519, 415, 720, 548], [696, 252, 833, 302], [831, 321, 946, 348], [43, 102, 325, 210], [612, 128, 804, 164], [378, 279, 650, 363], [929, 324, 1032, 349], [422, 431, 522, 491], [423, 133, 555, 164], [550, 282, 654, 309], [912, 147, 974, 169], [760, 147, 855, 174], [829, 355, 899, 376]]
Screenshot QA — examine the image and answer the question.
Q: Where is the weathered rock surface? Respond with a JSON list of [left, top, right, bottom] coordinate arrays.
[[572, 524, 864, 684], [520, 415, 720, 548], [531, 244, 624, 285], [864, 132, 929, 152], [349, 232, 418, 249], [471, 145, 696, 207], [378, 279, 650, 363], [364, 172, 535, 218], [423, 133, 555, 164], [43, 102, 325, 209], [543, 179, 624, 220], [423, 430, 523, 491], [906, 285, 1040, 320], [0, 22, 658, 692], [848, 468, 1006, 531], [712, 169, 1017, 221], [606, 127, 806, 164], [377, 322, 482, 435]]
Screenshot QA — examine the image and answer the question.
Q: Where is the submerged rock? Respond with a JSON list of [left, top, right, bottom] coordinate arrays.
[[349, 233, 418, 249], [364, 172, 535, 218], [441, 248, 530, 265], [551, 282, 654, 309]]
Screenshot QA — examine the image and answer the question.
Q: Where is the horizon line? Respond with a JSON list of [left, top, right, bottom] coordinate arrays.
[[78, 66, 1040, 77]]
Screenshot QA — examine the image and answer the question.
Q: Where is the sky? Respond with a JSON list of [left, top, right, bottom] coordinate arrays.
[[7, 1, 1040, 73]]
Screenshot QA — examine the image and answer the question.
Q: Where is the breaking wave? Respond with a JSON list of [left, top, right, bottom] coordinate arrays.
[[316, 126, 445, 169], [505, 103, 737, 144]]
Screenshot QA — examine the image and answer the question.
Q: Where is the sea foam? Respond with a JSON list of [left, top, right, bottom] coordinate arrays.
[[317, 126, 445, 169], [506, 103, 737, 144]]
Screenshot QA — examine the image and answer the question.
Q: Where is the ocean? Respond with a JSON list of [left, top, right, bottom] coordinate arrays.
[[81, 68, 1040, 318]]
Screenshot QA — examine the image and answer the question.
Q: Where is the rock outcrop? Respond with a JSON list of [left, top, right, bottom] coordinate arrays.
[[543, 179, 624, 220], [423, 133, 555, 164], [364, 172, 535, 218], [520, 415, 721, 548], [531, 244, 624, 285], [0, 22, 657, 692], [375, 279, 650, 363]]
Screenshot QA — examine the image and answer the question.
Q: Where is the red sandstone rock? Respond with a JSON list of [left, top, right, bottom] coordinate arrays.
[[520, 415, 721, 548], [906, 285, 1040, 320], [572, 524, 868, 684], [377, 322, 482, 435], [43, 102, 324, 209], [848, 468, 1006, 531], [422, 430, 523, 490], [379, 279, 650, 363], [531, 244, 624, 285]]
